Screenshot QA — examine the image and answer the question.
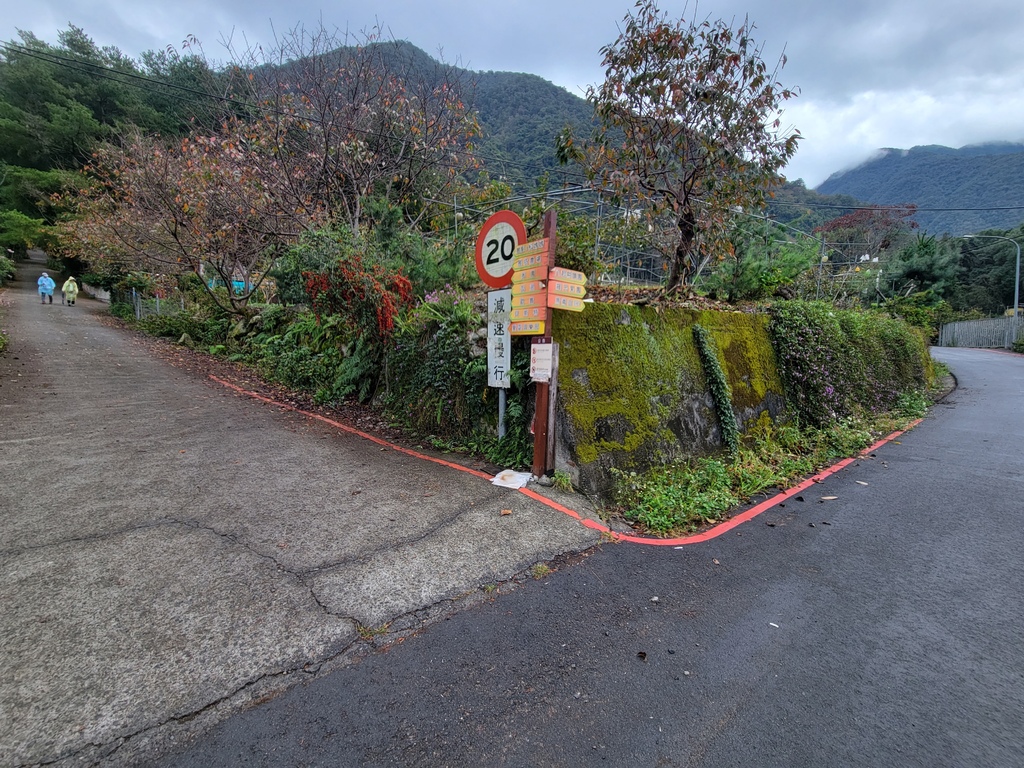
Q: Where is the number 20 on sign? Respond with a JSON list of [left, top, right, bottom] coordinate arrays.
[[474, 210, 528, 289]]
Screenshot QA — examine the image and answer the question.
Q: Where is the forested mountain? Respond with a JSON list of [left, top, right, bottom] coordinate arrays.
[[764, 180, 865, 234], [816, 143, 1024, 235], [368, 41, 595, 190], [470, 70, 594, 189]]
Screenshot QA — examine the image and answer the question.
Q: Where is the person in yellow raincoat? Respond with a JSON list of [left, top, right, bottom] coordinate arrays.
[[62, 276, 79, 306]]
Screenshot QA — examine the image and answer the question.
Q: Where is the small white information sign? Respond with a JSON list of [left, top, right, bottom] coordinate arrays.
[[530, 341, 554, 383], [487, 288, 512, 388]]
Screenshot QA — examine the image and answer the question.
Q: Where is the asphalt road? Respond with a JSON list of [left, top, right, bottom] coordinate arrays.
[[0, 256, 599, 767], [156, 348, 1024, 767]]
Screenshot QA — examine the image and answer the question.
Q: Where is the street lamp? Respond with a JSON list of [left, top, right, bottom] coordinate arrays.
[[964, 234, 1022, 318]]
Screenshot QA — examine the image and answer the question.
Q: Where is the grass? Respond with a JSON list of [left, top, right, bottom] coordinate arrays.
[[609, 401, 928, 537], [552, 469, 574, 493], [529, 563, 552, 579], [356, 622, 391, 641]]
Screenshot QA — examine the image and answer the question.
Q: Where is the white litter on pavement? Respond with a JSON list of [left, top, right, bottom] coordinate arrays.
[[491, 469, 533, 489]]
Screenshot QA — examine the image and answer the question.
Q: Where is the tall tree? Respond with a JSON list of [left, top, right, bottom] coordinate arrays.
[[881, 234, 958, 299], [62, 123, 304, 314], [225, 25, 479, 234], [558, 0, 800, 293]]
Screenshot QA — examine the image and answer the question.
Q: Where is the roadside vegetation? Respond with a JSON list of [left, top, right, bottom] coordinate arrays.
[[0, 4, 1005, 539], [611, 392, 931, 536]]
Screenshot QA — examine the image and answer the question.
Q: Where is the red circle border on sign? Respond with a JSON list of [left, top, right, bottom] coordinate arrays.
[[474, 210, 528, 288]]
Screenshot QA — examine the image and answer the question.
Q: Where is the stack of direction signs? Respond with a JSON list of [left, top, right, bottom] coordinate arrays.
[[509, 239, 587, 336]]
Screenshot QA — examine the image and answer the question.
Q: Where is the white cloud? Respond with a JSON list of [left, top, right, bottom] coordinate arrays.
[[4, 0, 1024, 190]]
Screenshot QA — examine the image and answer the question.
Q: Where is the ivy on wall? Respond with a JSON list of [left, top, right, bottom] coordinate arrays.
[[693, 324, 740, 454]]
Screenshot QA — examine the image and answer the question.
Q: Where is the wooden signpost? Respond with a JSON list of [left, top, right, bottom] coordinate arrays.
[[479, 210, 589, 478]]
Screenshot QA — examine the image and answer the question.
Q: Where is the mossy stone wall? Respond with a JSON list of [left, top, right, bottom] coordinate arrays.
[[552, 304, 787, 495]]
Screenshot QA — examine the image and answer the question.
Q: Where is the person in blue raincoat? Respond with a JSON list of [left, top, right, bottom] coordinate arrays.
[[37, 272, 56, 304]]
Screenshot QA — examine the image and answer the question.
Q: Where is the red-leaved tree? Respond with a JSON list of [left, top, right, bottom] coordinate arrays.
[[558, 0, 801, 293]]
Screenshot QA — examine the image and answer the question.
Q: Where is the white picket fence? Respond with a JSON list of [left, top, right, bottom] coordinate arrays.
[[938, 316, 1024, 349]]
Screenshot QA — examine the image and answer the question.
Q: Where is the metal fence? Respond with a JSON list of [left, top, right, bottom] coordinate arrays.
[[110, 287, 187, 320], [937, 316, 1024, 349], [596, 244, 667, 286]]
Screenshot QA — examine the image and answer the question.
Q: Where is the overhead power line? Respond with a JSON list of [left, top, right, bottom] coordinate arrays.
[[770, 200, 1024, 213]]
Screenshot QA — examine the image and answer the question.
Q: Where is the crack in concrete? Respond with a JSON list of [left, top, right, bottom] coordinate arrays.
[[0, 519, 186, 559], [292, 498, 485, 578], [11, 578, 540, 766], [159, 515, 357, 621], [38, 615, 383, 767]]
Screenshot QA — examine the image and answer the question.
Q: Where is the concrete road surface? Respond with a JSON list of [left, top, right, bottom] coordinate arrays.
[[0, 256, 600, 766], [157, 348, 1024, 766]]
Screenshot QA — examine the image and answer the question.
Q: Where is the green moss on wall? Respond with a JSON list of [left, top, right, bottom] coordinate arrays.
[[554, 304, 702, 465], [552, 305, 788, 493], [697, 311, 786, 414]]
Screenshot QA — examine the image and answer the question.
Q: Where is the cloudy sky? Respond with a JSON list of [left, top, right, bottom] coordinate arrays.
[[6, 0, 1024, 187]]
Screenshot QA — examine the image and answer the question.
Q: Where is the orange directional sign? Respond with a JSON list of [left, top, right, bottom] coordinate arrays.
[[548, 295, 586, 312], [549, 267, 587, 285], [549, 280, 586, 298], [512, 266, 548, 284], [511, 306, 545, 321], [509, 320, 545, 336], [512, 293, 545, 309], [512, 280, 546, 296], [516, 239, 548, 266]]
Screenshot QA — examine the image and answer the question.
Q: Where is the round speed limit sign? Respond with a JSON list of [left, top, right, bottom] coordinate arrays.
[[475, 210, 527, 288]]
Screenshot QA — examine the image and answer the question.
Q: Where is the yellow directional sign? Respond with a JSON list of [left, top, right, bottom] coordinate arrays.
[[548, 280, 587, 298], [512, 293, 545, 309], [549, 266, 587, 285], [511, 266, 548, 284], [511, 280, 546, 296], [513, 238, 549, 257], [509, 320, 545, 336], [511, 306, 545, 321], [548, 295, 586, 312]]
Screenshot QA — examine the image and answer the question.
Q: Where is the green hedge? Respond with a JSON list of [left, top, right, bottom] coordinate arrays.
[[769, 301, 929, 428]]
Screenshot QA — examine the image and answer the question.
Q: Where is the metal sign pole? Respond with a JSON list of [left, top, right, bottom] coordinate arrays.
[[498, 387, 507, 439]]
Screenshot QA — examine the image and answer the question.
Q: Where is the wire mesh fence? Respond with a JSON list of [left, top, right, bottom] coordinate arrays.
[[110, 287, 187, 320]]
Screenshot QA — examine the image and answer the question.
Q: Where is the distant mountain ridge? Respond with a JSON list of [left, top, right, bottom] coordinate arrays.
[[360, 41, 594, 190], [816, 143, 1024, 234], [376, 43, 1024, 235]]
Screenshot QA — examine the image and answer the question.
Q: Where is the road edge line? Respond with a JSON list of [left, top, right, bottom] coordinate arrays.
[[210, 375, 920, 548]]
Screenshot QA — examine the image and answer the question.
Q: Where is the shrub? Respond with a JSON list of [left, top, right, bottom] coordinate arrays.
[[272, 228, 359, 306], [383, 287, 533, 467], [109, 302, 135, 320], [769, 301, 928, 427], [384, 288, 486, 437], [0, 254, 15, 286], [305, 253, 414, 347], [612, 458, 740, 535]]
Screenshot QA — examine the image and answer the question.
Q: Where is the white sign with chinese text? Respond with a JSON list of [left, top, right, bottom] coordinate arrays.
[[529, 341, 554, 383], [487, 288, 513, 388]]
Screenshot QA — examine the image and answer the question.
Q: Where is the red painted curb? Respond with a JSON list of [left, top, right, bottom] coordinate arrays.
[[210, 376, 493, 480], [595, 421, 921, 546], [209, 375, 920, 548]]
